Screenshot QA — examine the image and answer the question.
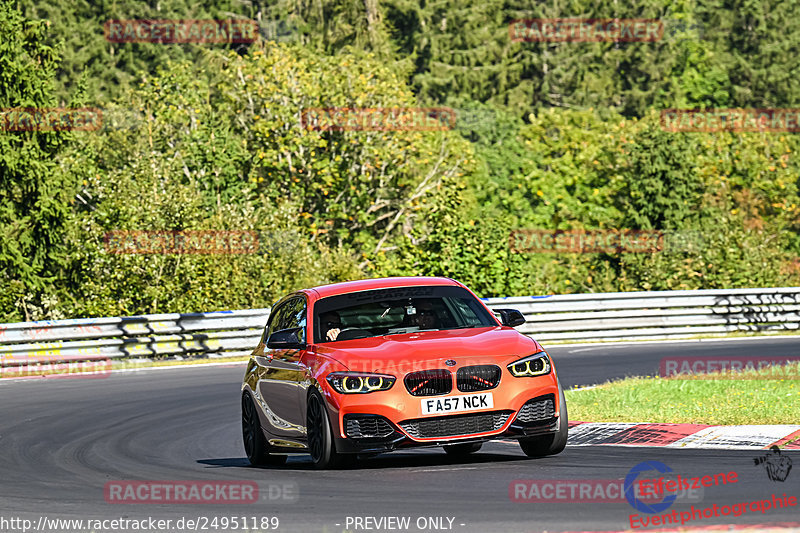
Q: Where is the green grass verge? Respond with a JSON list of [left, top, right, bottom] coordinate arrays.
[[565, 363, 800, 425]]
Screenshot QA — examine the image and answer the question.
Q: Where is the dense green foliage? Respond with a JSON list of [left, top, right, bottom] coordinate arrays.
[[1, 1, 74, 318], [2, 0, 800, 321]]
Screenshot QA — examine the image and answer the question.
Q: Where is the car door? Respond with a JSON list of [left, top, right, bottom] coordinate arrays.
[[256, 295, 308, 441]]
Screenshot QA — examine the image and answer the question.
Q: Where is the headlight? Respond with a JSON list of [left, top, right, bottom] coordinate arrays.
[[507, 352, 551, 377], [326, 372, 396, 394]]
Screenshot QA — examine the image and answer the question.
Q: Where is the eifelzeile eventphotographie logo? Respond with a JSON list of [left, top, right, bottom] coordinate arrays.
[[661, 108, 800, 132], [103, 19, 259, 43], [624, 460, 797, 530], [660, 356, 800, 380], [300, 107, 457, 132]]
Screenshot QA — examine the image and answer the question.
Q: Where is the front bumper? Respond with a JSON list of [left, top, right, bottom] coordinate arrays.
[[323, 371, 561, 454]]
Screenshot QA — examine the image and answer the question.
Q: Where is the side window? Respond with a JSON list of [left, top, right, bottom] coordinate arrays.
[[267, 296, 307, 341], [282, 298, 306, 329], [266, 302, 289, 339], [449, 297, 484, 326], [282, 297, 307, 342]]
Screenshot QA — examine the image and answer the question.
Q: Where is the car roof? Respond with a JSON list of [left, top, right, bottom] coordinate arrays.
[[305, 276, 461, 299]]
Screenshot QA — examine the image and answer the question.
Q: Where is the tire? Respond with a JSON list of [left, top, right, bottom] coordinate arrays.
[[519, 382, 568, 458], [242, 393, 287, 466], [443, 442, 483, 456], [306, 389, 353, 469]]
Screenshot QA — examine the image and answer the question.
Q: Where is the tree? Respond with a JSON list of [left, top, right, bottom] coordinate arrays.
[[617, 112, 703, 230], [0, 1, 73, 320]]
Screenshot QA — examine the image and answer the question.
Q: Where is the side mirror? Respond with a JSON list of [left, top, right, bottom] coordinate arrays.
[[494, 309, 526, 327], [267, 327, 306, 349]]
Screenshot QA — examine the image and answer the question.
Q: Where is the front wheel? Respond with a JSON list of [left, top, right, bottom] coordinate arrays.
[[242, 393, 287, 466], [306, 389, 353, 469], [519, 382, 568, 458]]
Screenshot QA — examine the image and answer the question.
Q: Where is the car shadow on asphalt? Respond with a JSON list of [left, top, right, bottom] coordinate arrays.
[[198, 449, 541, 471]]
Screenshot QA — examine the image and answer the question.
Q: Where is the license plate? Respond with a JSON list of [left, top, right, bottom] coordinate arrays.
[[420, 392, 494, 415]]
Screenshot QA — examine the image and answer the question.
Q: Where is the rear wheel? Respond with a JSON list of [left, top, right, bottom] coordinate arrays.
[[443, 442, 482, 456], [242, 393, 287, 466], [519, 382, 568, 458], [306, 389, 353, 469]]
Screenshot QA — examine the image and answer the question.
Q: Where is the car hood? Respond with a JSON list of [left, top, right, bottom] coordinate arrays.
[[314, 326, 543, 374]]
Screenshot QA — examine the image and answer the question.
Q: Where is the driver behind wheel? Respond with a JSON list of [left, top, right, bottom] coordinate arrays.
[[320, 311, 343, 341], [412, 300, 439, 330]]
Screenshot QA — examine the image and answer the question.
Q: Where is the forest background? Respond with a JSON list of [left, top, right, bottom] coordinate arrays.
[[2, 0, 800, 321]]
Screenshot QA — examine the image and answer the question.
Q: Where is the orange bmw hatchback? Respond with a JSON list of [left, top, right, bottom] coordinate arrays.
[[242, 276, 567, 468]]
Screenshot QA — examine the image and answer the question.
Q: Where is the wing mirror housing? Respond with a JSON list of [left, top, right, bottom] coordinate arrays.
[[267, 327, 306, 349], [494, 309, 526, 327]]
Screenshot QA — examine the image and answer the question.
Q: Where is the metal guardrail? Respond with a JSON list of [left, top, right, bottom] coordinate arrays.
[[485, 287, 800, 341], [0, 309, 270, 367], [1, 287, 799, 368]]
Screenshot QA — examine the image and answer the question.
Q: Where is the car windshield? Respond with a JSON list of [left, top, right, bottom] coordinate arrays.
[[314, 285, 498, 343]]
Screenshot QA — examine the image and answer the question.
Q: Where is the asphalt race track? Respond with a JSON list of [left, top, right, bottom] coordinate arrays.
[[550, 335, 800, 389], [1, 337, 799, 533]]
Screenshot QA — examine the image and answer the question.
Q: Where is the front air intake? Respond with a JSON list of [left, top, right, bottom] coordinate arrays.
[[404, 369, 452, 396], [399, 411, 512, 439], [515, 395, 556, 424], [343, 415, 396, 439], [456, 365, 501, 392]]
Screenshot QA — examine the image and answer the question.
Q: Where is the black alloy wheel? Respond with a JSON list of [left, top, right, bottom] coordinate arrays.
[[242, 392, 287, 466]]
